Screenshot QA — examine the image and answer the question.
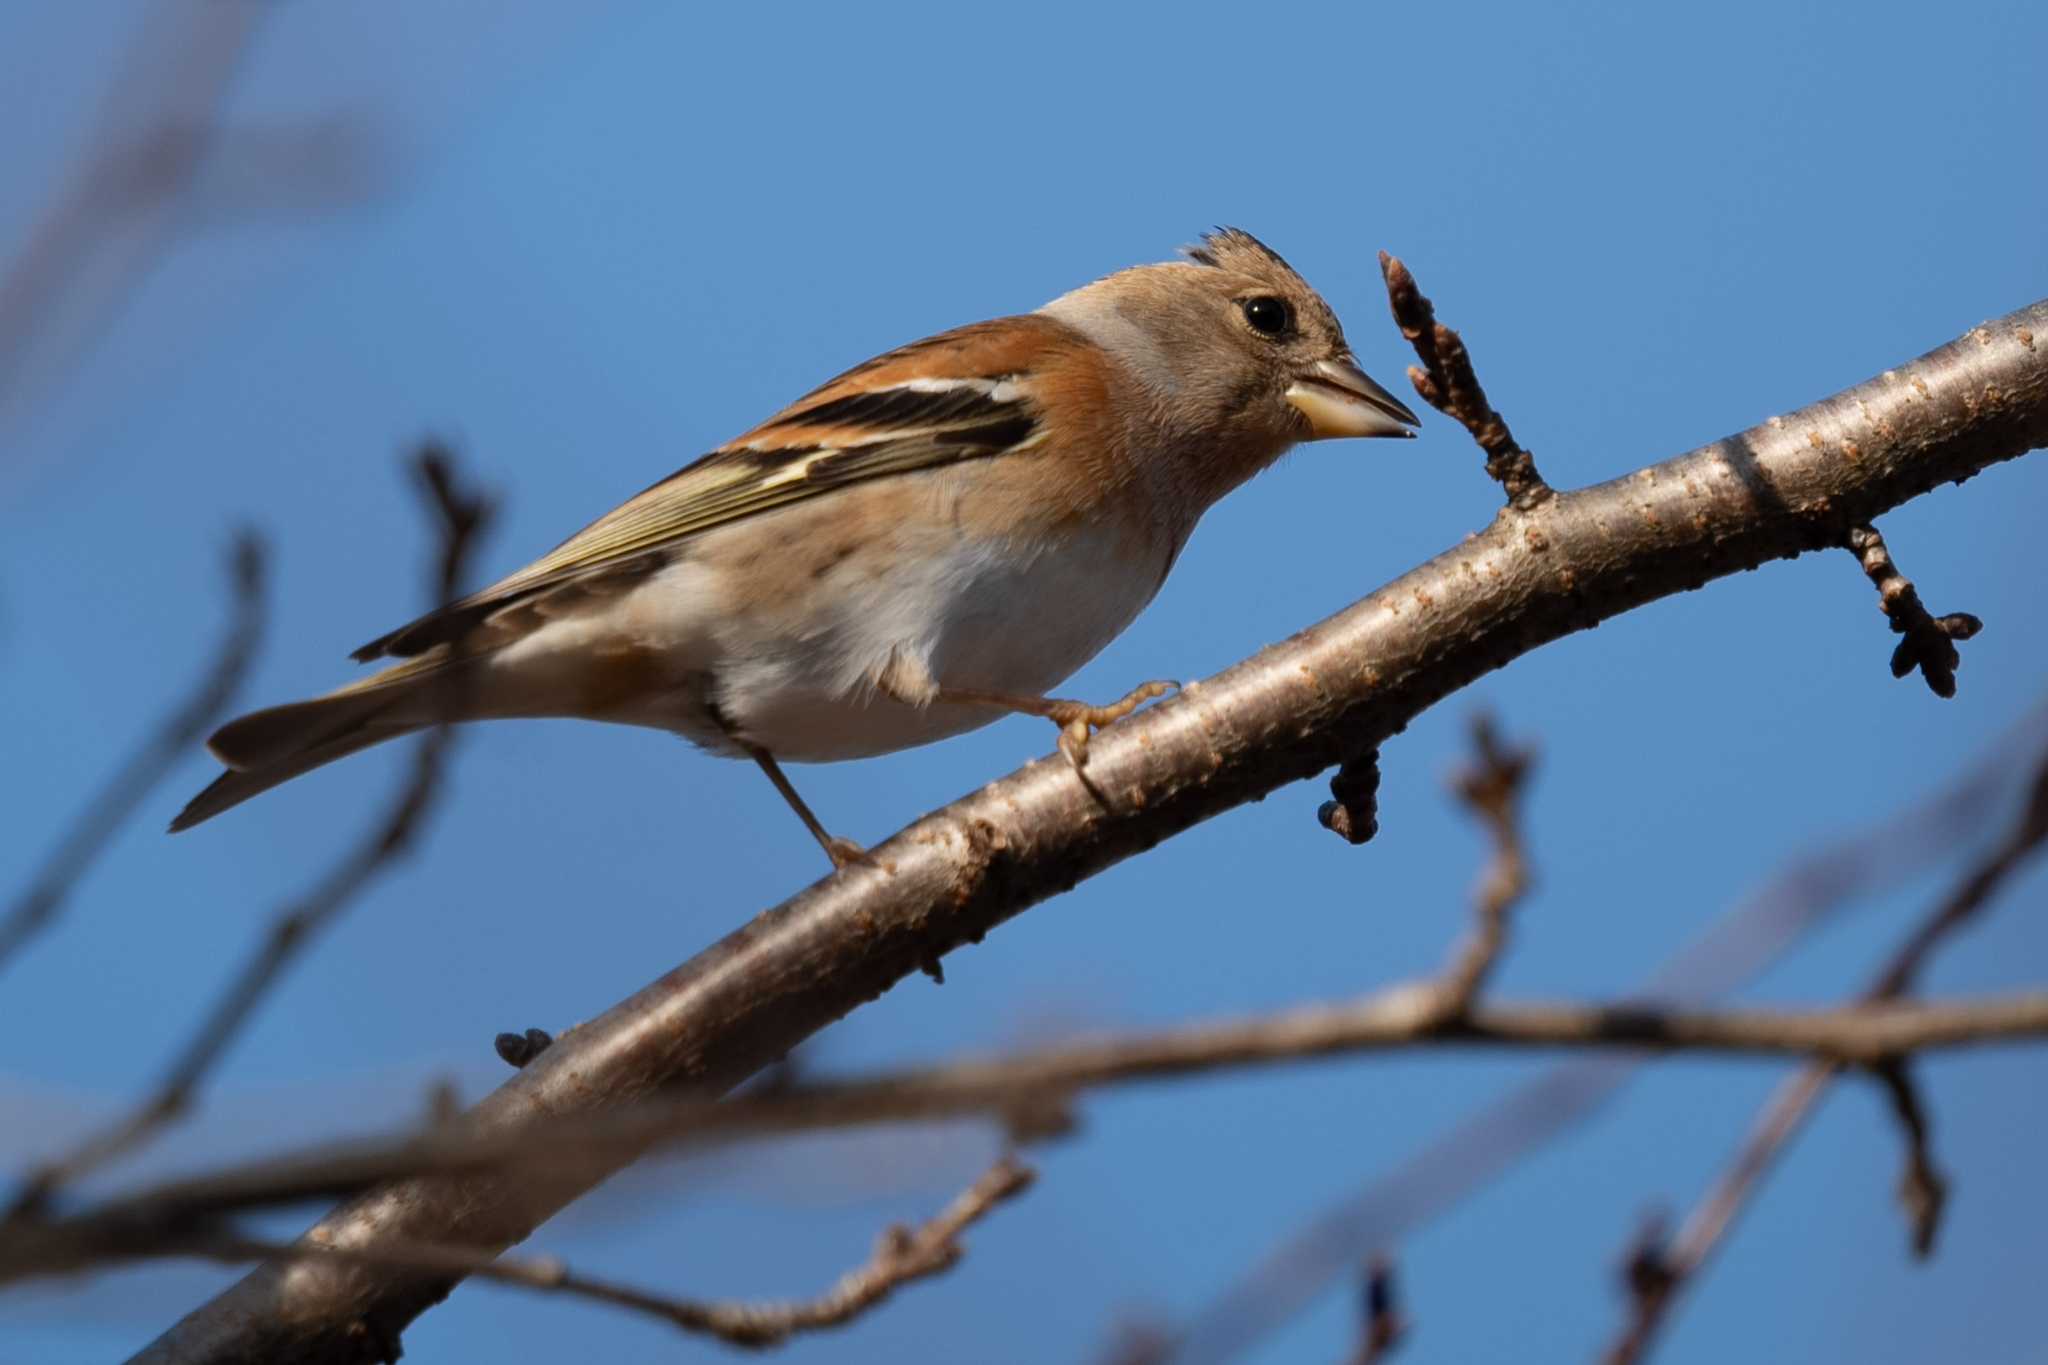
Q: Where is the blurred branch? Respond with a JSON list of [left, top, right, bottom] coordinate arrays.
[[1431, 716, 1535, 1015], [150, 1155, 1033, 1351], [140, 286, 2048, 1362], [1870, 1059, 1946, 1257], [2, 449, 489, 1221], [1602, 750, 2048, 1365], [1158, 701, 2048, 1365], [9, 989, 2048, 1290], [0, 532, 264, 976], [1345, 1257, 1406, 1365], [0, 2, 389, 463], [1844, 523, 1982, 698]]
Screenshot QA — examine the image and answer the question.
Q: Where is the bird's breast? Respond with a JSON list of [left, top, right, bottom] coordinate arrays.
[[694, 471, 1179, 762]]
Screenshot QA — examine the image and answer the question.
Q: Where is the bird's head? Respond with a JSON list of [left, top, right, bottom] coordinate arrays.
[[1040, 228, 1418, 498]]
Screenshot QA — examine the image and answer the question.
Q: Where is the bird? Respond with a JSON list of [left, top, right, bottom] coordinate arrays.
[[171, 228, 1419, 866]]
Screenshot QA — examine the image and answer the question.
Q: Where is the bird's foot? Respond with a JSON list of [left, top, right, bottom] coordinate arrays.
[[822, 835, 875, 871], [1043, 679, 1179, 769]]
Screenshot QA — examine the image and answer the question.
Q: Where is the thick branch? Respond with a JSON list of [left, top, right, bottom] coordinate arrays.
[[140, 296, 2048, 1363]]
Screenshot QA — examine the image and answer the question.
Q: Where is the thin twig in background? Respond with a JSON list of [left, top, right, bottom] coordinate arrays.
[[1432, 716, 1535, 1015], [1870, 1060, 1945, 1256], [1160, 705, 2048, 1365], [1344, 1257, 1406, 1365], [1379, 251, 1551, 509], [134, 290, 2048, 1365], [0, 2, 386, 479], [1601, 749, 2048, 1365], [148, 1155, 1032, 1351], [0, 1, 265, 432], [0, 532, 265, 976], [9, 989, 2047, 1287], [1, 449, 490, 1221], [1844, 523, 1982, 698]]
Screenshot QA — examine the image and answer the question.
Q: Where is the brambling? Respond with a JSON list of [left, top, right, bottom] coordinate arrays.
[[173, 229, 1418, 866]]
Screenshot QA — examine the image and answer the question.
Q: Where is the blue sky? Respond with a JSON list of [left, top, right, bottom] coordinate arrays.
[[3, 2, 2046, 1361]]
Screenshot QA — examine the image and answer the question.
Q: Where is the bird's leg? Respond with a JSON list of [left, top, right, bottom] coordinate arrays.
[[930, 680, 1180, 768], [706, 696, 868, 871], [745, 745, 872, 871]]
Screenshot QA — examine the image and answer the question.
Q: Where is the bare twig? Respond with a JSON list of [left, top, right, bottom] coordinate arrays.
[[474, 1153, 1032, 1347], [1844, 523, 1982, 698], [1164, 705, 2048, 1365], [1345, 1256, 1406, 1365], [9, 989, 2048, 1290], [0, 4, 386, 470], [1870, 1060, 1946, 1257], [1379, 253, 1551, 508], [0, 532, 265, 975], [1433, 716, 1535, 1014], [1601, 749, 2048, 1364], [139, 296, 2048, 1364], [1600, 1067, 1827, 1365], [0, 2, 268, 432], [168, 1155, 1033, 1350], [2, 450, 490, 1221]]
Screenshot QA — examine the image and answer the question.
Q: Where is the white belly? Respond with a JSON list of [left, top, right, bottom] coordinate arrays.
[[707, 519, 1170, 761]]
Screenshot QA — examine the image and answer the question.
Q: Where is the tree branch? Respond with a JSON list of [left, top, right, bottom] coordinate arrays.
[[1431, 716, 1535, 1015], [10, 989, 2047, 1295], [1345, 1256, 1406, 1365], [1601, 749, 2048, 1364], [138, 285, 2048, 1363], [1, 451, 488, 1221], [158, 1155, 1031, 1352], [1381, 252, 1551, 508], [1163, 708, 2047, 1365]]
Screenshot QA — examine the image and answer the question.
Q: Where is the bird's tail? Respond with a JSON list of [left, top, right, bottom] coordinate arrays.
[[169, 656, 464, 832]]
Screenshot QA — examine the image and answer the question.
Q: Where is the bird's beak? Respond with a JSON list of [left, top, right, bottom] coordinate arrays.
[[1286, 357, 1420, 440]]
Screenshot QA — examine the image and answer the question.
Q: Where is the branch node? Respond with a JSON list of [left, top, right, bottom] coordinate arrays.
[[1870, 1060, 1948, 1258], [1845, 523, 1981, 698], [1432, 714, 1536, 1016], [1379, 251, 1553, 510], [495, 1029, 554, 1070], [1319, 749, 1383, 845]]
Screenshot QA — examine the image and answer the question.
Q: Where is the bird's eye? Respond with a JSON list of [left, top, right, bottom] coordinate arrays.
[[1241, 296, 1293, 337]]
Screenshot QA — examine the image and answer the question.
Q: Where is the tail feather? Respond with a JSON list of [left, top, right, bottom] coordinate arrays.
[[171, 661, 462, 832], [207, 691, 388, 771], [170, 720, 421, 831]]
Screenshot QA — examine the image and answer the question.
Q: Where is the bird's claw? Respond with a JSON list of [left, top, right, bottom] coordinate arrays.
[[1048, 679, 1180, 769], [824, 836, 875, 870]]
